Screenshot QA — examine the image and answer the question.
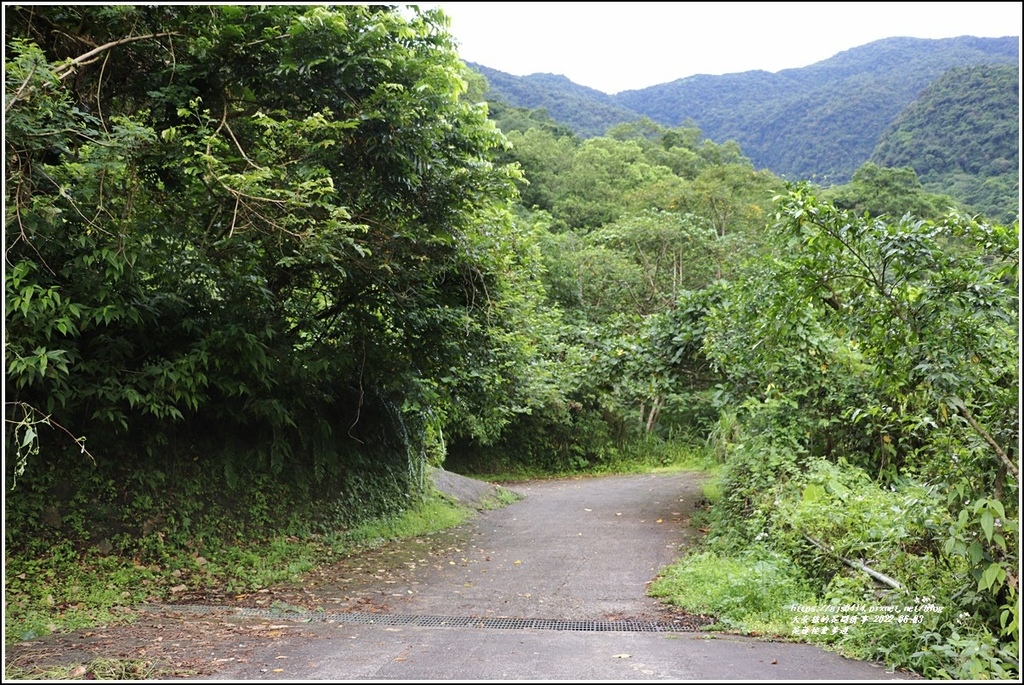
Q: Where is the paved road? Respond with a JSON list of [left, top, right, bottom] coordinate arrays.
[[208, 472, 913, 680]]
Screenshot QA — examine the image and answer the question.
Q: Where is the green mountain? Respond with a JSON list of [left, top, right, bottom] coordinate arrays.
[[870, 63, 1019, 222], [473, 36, 1019, 186], [469, 66, 642, 138]]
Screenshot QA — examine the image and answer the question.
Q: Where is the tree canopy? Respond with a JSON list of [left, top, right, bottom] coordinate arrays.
[[5, 4, 548, 519]]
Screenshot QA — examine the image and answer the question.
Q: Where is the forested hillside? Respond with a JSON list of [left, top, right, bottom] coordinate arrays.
[[5, 6, 1019, 680], [476, 35, 1019, 202], [621, 36, 1018, 183], [467, 64, 642, 138], [871, 63, 1019, 222]]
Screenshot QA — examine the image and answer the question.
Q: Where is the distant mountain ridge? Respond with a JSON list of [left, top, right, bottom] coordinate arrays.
[[471, 35, 1020, 186], [468, 66, 641, 138]]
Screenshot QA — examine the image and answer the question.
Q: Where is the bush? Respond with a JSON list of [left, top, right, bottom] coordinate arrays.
[[648, 548, 815, 634], [699, 451, 1019, 678]]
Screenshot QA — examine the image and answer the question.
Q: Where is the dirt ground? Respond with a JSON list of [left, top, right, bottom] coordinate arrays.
[[4, 528, 476, 679]]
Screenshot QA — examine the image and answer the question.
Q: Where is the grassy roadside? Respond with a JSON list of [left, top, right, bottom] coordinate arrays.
[[455, 435, 721, 484], [5, 475, 521, 680], [4, 485, 485, 646], [644, 454, 1020, 679], [4, 442, 716, 680], [5, 443, 708, 645]]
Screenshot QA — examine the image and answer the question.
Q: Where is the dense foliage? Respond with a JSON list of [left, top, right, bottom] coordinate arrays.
[[823, 162, 964, 221], [871, 64, 1019, 223], [680, 186, 1019, 678], [5, 4, 548, 551], [444, 115, 783, 473], [469, 63, 642, 138], [476, 35, 1019, 216]]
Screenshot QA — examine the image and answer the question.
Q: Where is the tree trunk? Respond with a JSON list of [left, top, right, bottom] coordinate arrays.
[[645, 397, 662, 433]]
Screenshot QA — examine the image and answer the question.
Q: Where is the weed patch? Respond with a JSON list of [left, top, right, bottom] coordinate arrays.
[[4, 487, 485, 644], [648, 548, 815, 635], [335, 496, 472, 549], [5, 657, 169, 681]]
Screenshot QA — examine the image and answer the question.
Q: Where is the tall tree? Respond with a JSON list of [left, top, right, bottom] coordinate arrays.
[[5, 5, 539, 509], [824, 162, 962, 220]]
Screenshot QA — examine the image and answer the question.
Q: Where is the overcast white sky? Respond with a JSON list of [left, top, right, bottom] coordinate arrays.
[[428, 2, 1022, 94]]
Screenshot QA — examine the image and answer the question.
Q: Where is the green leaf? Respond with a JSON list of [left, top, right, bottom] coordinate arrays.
[[968, 541, 984, 565], [980, 510, 994, 542], [20, 426, 37, 449], [979, 562, 1005, 592], [802, 483, 825, 503]]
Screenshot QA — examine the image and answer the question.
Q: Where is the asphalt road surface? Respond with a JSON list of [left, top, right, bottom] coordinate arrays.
[[208, 471, 914, 681]]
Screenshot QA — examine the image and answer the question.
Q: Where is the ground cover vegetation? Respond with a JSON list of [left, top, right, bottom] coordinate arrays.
[[4, 4, 1019, 679]]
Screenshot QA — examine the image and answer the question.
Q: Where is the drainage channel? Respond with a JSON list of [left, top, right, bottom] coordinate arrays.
[[148, 605, 701, 633]]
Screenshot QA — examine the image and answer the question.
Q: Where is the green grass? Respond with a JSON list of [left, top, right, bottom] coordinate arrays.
[[3, 536, 331, 643], [700, 472, 724, 503], [5, 550, 156, 643], [337, 494, 473, 548], [196, 538, 327, 594], [648, 549, 815, 636], [3, 487, 483, 645], [465, 437, 719, 483]]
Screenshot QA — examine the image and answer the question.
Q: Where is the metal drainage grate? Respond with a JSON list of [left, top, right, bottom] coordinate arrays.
[[235, 608, 698, 632], [155, 605, 700, 632]]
